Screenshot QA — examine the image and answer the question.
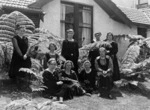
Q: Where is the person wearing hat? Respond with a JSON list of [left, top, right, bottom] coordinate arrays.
[[9, 24, 31, 82], [88, 32, 102, 70], [94, 32, 102, 42], [61, 28, 79, 76]]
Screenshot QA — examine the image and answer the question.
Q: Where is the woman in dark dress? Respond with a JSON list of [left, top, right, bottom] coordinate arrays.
[[79, 60, 96, 93], [42, 58, 72, 103], [61, 29, 79, 75], [95, 47, 113, 99], [43, 43, 60, 69], [9, 25, 31, 82], [105, 32, 120, 81], [60, 60, 88, 97]]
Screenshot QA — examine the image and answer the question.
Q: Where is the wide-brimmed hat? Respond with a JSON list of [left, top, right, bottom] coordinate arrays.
[[95, 32, 101, 36], [67, 29, 74, 33]]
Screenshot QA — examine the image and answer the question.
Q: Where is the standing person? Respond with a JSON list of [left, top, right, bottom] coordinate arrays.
[[105, 32, 120, 81], [79, 60, 96, 94], [61, 29, 79, 75], [93, 32, 102, 43], [43, 43, 60, 69], [42, 58, 72, 103], [9, 25, 31, 82], [88, 32, 102, 70], [95, 47, 113, 99]]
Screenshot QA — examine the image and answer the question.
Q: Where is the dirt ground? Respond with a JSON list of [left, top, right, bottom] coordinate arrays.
[[1, 72, 150, 110]]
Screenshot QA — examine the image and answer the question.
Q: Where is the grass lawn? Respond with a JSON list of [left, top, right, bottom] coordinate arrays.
[[1, 72, 150, 110], [64, 91, 150, 110]]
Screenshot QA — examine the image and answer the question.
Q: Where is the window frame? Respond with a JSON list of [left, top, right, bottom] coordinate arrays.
[[138, 0, 148, 5], [60, 1, 93, 47]]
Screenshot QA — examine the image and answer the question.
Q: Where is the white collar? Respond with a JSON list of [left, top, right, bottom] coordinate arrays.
[[85, 69, 91, 74], [67, 39, 74, 42], [46, 68, 55, 74]]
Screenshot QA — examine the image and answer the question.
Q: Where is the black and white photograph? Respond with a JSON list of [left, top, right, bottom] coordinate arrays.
[[0, 0, 150, 110]]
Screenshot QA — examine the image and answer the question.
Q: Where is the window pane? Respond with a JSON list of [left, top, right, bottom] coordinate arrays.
[[139, 0, 148, 4], [61, 4, 74, 23], [60, 3, 93, 46], [61, 22, 74, 39], [79, 27, 91, 46], [79, 6, 92, 27]]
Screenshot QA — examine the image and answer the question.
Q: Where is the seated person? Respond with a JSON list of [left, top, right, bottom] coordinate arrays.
[[60, 60, 89, 96], [79, 60, 96, 94], [42, 58, 72, 103], [95, 47, 113, 99]]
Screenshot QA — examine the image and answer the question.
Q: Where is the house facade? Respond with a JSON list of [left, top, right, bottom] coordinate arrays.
[[1, 0, 150, 59], [29, 0, 150, 58], [38, 0, 138, 45]]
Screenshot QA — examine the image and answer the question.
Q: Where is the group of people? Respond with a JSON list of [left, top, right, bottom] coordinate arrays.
[[8, 25, 120, 103]]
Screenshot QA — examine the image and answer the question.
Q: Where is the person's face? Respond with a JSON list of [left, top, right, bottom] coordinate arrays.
[[95, 35, 101, 41], [107, 34, 113, 41], [48, 60, 57, 70], [16, 28, 25, 36], [65, 62, 72, 70], [67, 31, 74, 39], [84, 62, 91, 70], [99, 49, 106, 57], [49, 44, 55, 51]]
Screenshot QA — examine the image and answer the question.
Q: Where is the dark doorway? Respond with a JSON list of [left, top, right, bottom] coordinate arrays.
[[137, 27, 147, 38]]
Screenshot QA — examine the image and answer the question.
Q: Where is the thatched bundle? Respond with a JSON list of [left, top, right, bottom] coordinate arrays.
[[0, 11, 35, 43]]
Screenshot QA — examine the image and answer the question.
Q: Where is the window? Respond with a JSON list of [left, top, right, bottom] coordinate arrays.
[[61, 2, 93, 47], [138, 0, 148, 4], [137, 27, 147, 38]]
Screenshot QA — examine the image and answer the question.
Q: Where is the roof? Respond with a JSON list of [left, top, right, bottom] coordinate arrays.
[[95, 0, 150, 27], [141, 8, 150, 18], [118, 6, 150, 26], [28, 0, 53, 9], [94, 0, 132, 27], [0, 0, 43, 13]]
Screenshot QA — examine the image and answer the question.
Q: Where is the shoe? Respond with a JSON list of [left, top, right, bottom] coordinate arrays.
[[84, 92, 91, 97], [52, 97, 58, 101], [98, 93, 102, 97], [108, 94, 113, 99], [56, 101, 63, 104], [58, 97, 63, 104]]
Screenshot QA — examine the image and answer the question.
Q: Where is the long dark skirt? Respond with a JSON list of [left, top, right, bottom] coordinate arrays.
[[111, 55, 120, 81], [43, 84, 73, 100], [81, 83, 94, 94], [9, 53, 31, 80], [97, 75, 113, 95], [63, 81, 84, 97]]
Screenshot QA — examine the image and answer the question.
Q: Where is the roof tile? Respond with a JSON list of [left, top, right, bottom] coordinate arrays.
[[141, 8, 150, 18], [118, 6, 150, 25], [0, 0, 36, 9]]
